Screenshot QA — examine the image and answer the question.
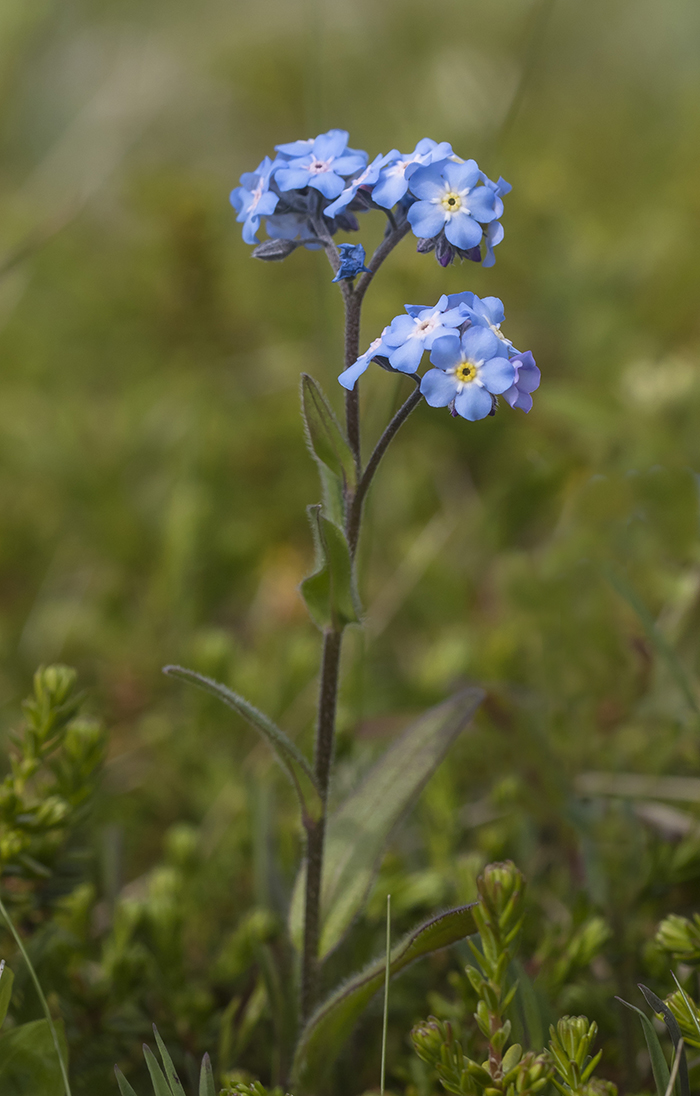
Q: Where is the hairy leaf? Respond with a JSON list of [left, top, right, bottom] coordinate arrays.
[[163, 666, 322, 823], [291, 905, 477, 1092], [300, 506, 360, 631], [289, 688, 484, 955], [301, 374, 355, 488], [617, 997, 670, 1096], [0, 1018, 68, 1096], [0, 961, 13, 1028]]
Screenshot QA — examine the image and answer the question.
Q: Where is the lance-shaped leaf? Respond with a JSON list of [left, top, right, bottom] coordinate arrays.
[[616, 997, 670, 1096], [300, 506, 361, 631], [199, 1054, 216, 1096], [638, 984, 690, 1096], [301, 374, 355, 488], [0, 961, 13, 1028], [291, 904, 477, 1092], [163, 666, 322, 823], [289, 688, 484, 956]]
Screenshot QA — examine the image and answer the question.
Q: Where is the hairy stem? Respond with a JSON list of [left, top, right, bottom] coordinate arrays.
[[301, 627, 343, 1021], [346, 381, 422, 558]]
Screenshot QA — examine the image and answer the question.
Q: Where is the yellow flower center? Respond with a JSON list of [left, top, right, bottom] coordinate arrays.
[[441, 191, 462, 213], [454, 361, 478, 384]]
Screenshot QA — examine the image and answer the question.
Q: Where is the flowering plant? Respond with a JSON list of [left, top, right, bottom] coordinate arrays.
[[166, 127, 538, 1091]]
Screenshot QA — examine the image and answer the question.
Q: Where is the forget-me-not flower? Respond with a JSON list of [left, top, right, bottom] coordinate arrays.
[[338, 329, 391, 390], [229, 157, 280, 245], [461, 295, 520, 356], [407, 159, 501, 249], [383, 294, 468, 373], [332, 243, 371, 282], [421, 327, 515, 421], [371, 139, 454, 209], [273, 130, 368, 200], [324, 152, 397, 218], [502, 351, 540, 412]]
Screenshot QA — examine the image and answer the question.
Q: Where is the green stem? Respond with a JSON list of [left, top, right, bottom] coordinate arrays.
[[380, 893, 391, 1096], [0, 896, 72, 1096]]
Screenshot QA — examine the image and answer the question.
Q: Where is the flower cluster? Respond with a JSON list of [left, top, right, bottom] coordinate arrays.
[[230, 129, 507, 267], [339, 293, 539, 421]]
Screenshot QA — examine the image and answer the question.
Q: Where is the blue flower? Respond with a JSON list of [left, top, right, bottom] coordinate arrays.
[[332, 243, 371, 282], [479, 176, 510, 266], [273, 130, 368, 200], [324, 152, 396, 218], [502, 351, 540, 412], [338, 329, 390, 390], [383, 294, 468, 373], [420, 327, 515, 421], [406, 159, 501, 249], [229, 157, 280, 244], [460, 294, 520, 356], [371, 139, 454, 209]]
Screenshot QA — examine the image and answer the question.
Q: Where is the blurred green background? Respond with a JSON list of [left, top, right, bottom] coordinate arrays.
[[1, 0, 700, 1091]]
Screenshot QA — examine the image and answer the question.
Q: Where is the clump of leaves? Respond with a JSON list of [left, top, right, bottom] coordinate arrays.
[[0, 665, 104, 894]]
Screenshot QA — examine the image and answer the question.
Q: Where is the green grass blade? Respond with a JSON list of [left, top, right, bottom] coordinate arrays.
[[0, 896, 71, 1096], [152, 1026, 186, 1094], [199, 1052, 216, 1096], [616, 997, 670, 1096], [143, 1043, 175, 1096], [0, 960, 14, 1027], [639, 985, 690, 1096], [115, 1066, 140, 1096], [380, 894, 391, 1096]]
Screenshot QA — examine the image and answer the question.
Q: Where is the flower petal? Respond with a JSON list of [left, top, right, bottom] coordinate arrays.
[[313, 129, 349, 160], [454, 384, 493, 420], [461, 326, 501, 363], [407, 201, 446, 239], [503, 385, 534, 412], [309, 172, 345, 198], [338, 355, 371, 390], [444, 213, 482, 250], [465, 186, 498, 223], [388, 339, 424, 373], [406, 163, 447, 201], [429, 335, 462, 370], [478, 357, 516, 394], [421, 368, 458, 406], [442, 158, 480, 191]]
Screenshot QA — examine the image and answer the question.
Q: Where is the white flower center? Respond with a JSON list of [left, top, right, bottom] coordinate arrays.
[[308, 157, 333, 174], [410, 311, 442, 339], [250, 178, 265, 209]]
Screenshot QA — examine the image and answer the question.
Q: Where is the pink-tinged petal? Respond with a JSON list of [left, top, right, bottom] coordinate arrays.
[[429, 335, 462, 370], [478, 357, 516, 395], [460, 326, 501, 363], [454, 384, 493, 420], [421, 368, 458, 407]]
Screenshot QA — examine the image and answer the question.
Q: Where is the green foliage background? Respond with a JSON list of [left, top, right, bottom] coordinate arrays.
[[0, 0, 699, 1092]]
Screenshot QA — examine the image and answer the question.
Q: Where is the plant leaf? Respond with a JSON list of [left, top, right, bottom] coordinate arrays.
[[0, 961, 14, 1028], [143, 1043, 174, 1096], [199, 1053, 216, 1096], [299, 506, 361, 631], [291, 905, 477, 1092], [616, 997, 670, 1096], [163, 666, 322, 823], [0, 1018, 68, 1096], [289, 688, 484, 956], [115, 1067, 140, 1096], [301, 374, 355, 488], [639, 985, 690, 1096], [152, 1026, 185, 1094]]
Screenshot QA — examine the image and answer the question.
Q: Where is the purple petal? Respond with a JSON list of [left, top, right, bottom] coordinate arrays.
[[512, 352, 540, 392], [454, 384, 493, 421], [421, 368, 459, 406]]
